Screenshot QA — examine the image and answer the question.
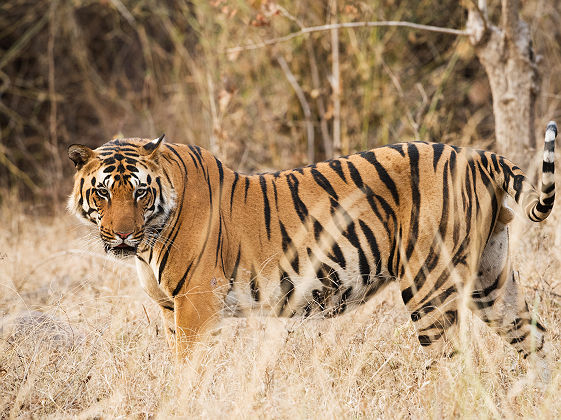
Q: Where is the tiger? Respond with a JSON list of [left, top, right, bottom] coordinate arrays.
[[67, 122, 557, 366]]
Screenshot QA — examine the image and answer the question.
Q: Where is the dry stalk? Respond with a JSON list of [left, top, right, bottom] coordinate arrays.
[[225, 21, 470, 54], [330, 0, 341, 157], [276, 55, 315, 163]]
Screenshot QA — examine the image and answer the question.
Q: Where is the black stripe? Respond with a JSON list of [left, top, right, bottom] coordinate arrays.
[[388, 144, 405, 157], [543, 183, 555, 194], [286, 173, 309, 222], [278, 272, 295, 316], [188, 145, 204, 169], [410, 285, 457, 320], [401, 287, 413, 305], [358, 220, 381, 275], [259, 175, 272, 240], [477, 150, 489, 169], [279, 221, 291, 252], [336, 286, 353, 314], [419, 310, 457, 332], [510, 331, 530, 345], [279, 221, 299, 273], [406, 143, 421, 261], [543, 161, 554, 173], [244, 177, 250, 202], [250, 278, 260, 301], [215, 217, 223, 265], [272, 179, 279, 212], [342, 221, 370, 284], [172, 261, 193, 297], [187, 152, 199, 169], [311, 168, 338, 199], [361, 151, 400, 204], [158, 226, 181, 283], [327, 242, 346, 270], [536, 202, 552, 214], [230, 172, 239, 213], [432, 143, 445, 171], [313, 218, 323, 241], [328, 160, 347, 182], [230, 245, 242, 285], [346, 161, 364, 189]]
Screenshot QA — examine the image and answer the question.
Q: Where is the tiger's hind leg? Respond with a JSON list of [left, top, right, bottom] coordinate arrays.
[[471, 209, 548, 379], [400, 265, 466, 364]]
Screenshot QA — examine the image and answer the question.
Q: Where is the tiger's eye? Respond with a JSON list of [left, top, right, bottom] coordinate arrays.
[[135, 188, 148, 199], [96, 187, 109, 199]]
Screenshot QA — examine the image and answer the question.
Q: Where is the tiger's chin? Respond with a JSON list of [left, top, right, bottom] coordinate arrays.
[[105, 243, 138, 258]]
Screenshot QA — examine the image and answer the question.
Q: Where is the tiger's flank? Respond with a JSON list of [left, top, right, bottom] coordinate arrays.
[[67, 122, 557, 366]]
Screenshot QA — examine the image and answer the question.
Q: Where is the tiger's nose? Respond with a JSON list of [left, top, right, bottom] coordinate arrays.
[[116, 231, 133, 239]]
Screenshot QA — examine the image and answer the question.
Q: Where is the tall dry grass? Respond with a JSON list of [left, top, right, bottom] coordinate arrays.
[[2, 169, 561, 417]]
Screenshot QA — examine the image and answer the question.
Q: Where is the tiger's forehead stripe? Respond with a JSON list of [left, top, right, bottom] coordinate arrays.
[[89, 143, 156, 188]]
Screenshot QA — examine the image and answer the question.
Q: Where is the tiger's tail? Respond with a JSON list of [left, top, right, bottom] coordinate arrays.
[[493, 121, 557, 222]]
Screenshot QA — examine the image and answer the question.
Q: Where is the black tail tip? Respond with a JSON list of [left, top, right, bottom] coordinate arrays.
[[546, 121, 558, 137]]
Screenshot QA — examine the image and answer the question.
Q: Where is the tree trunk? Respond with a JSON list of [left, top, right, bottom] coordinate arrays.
[[466, 0, 538, 164]]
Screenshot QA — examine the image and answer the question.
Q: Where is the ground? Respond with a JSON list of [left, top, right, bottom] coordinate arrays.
[[1, 186, 561, 418]]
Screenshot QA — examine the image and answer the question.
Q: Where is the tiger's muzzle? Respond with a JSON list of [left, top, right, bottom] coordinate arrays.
[[103, 231, 144, 258]]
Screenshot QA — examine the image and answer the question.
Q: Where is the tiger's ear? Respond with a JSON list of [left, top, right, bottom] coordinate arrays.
[[143, 134, 165, 155], [68, 144, 94, 170]]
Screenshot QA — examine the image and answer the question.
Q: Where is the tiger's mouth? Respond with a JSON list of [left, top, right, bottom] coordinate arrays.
[[105, 243, 137, 258]]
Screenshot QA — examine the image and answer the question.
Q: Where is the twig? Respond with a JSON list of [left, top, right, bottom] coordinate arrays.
[[330, 0, 341, 156], [523, 285, 561, 300], [0, 145, 39, 192], [206, 70, 220, 155], [276, 4, 331, 158], [305, 39, 332, 158], [0, 13, 49, 71], [225, 21, 470, 54], [276, 55, 315, 162], [110, 0, 136, 25], [48, 0, 63, 184]]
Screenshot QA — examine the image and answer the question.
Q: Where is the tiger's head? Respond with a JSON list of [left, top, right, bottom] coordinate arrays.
[[67, 135, 176, 258]]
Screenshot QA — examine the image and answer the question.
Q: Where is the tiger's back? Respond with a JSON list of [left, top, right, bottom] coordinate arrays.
[[68, 123, 557, 363], [221, 142, 494, 320]]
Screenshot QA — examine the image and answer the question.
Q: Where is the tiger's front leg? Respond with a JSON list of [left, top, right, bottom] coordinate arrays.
[[173, 276, 227, 362], [135, 257, 177, 349]]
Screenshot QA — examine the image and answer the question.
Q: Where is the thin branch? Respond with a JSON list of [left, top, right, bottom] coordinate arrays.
[[0, 145, 40, 193], [206, 70, 219, 155], [48, 0, 63, 184], [305, 38, 332, 158], [523, 285, 561, 300], [478, 0, 488, 20], [276, 55, 315, 162], [330, 0, 341, 156], [226, 21, 470, 54]]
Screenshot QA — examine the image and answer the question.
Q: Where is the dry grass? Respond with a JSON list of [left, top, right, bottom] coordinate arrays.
[[2, 174, 561, 419]]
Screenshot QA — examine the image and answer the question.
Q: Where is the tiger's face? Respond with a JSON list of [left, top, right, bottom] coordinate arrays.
[[67, 136, 175, 258]]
